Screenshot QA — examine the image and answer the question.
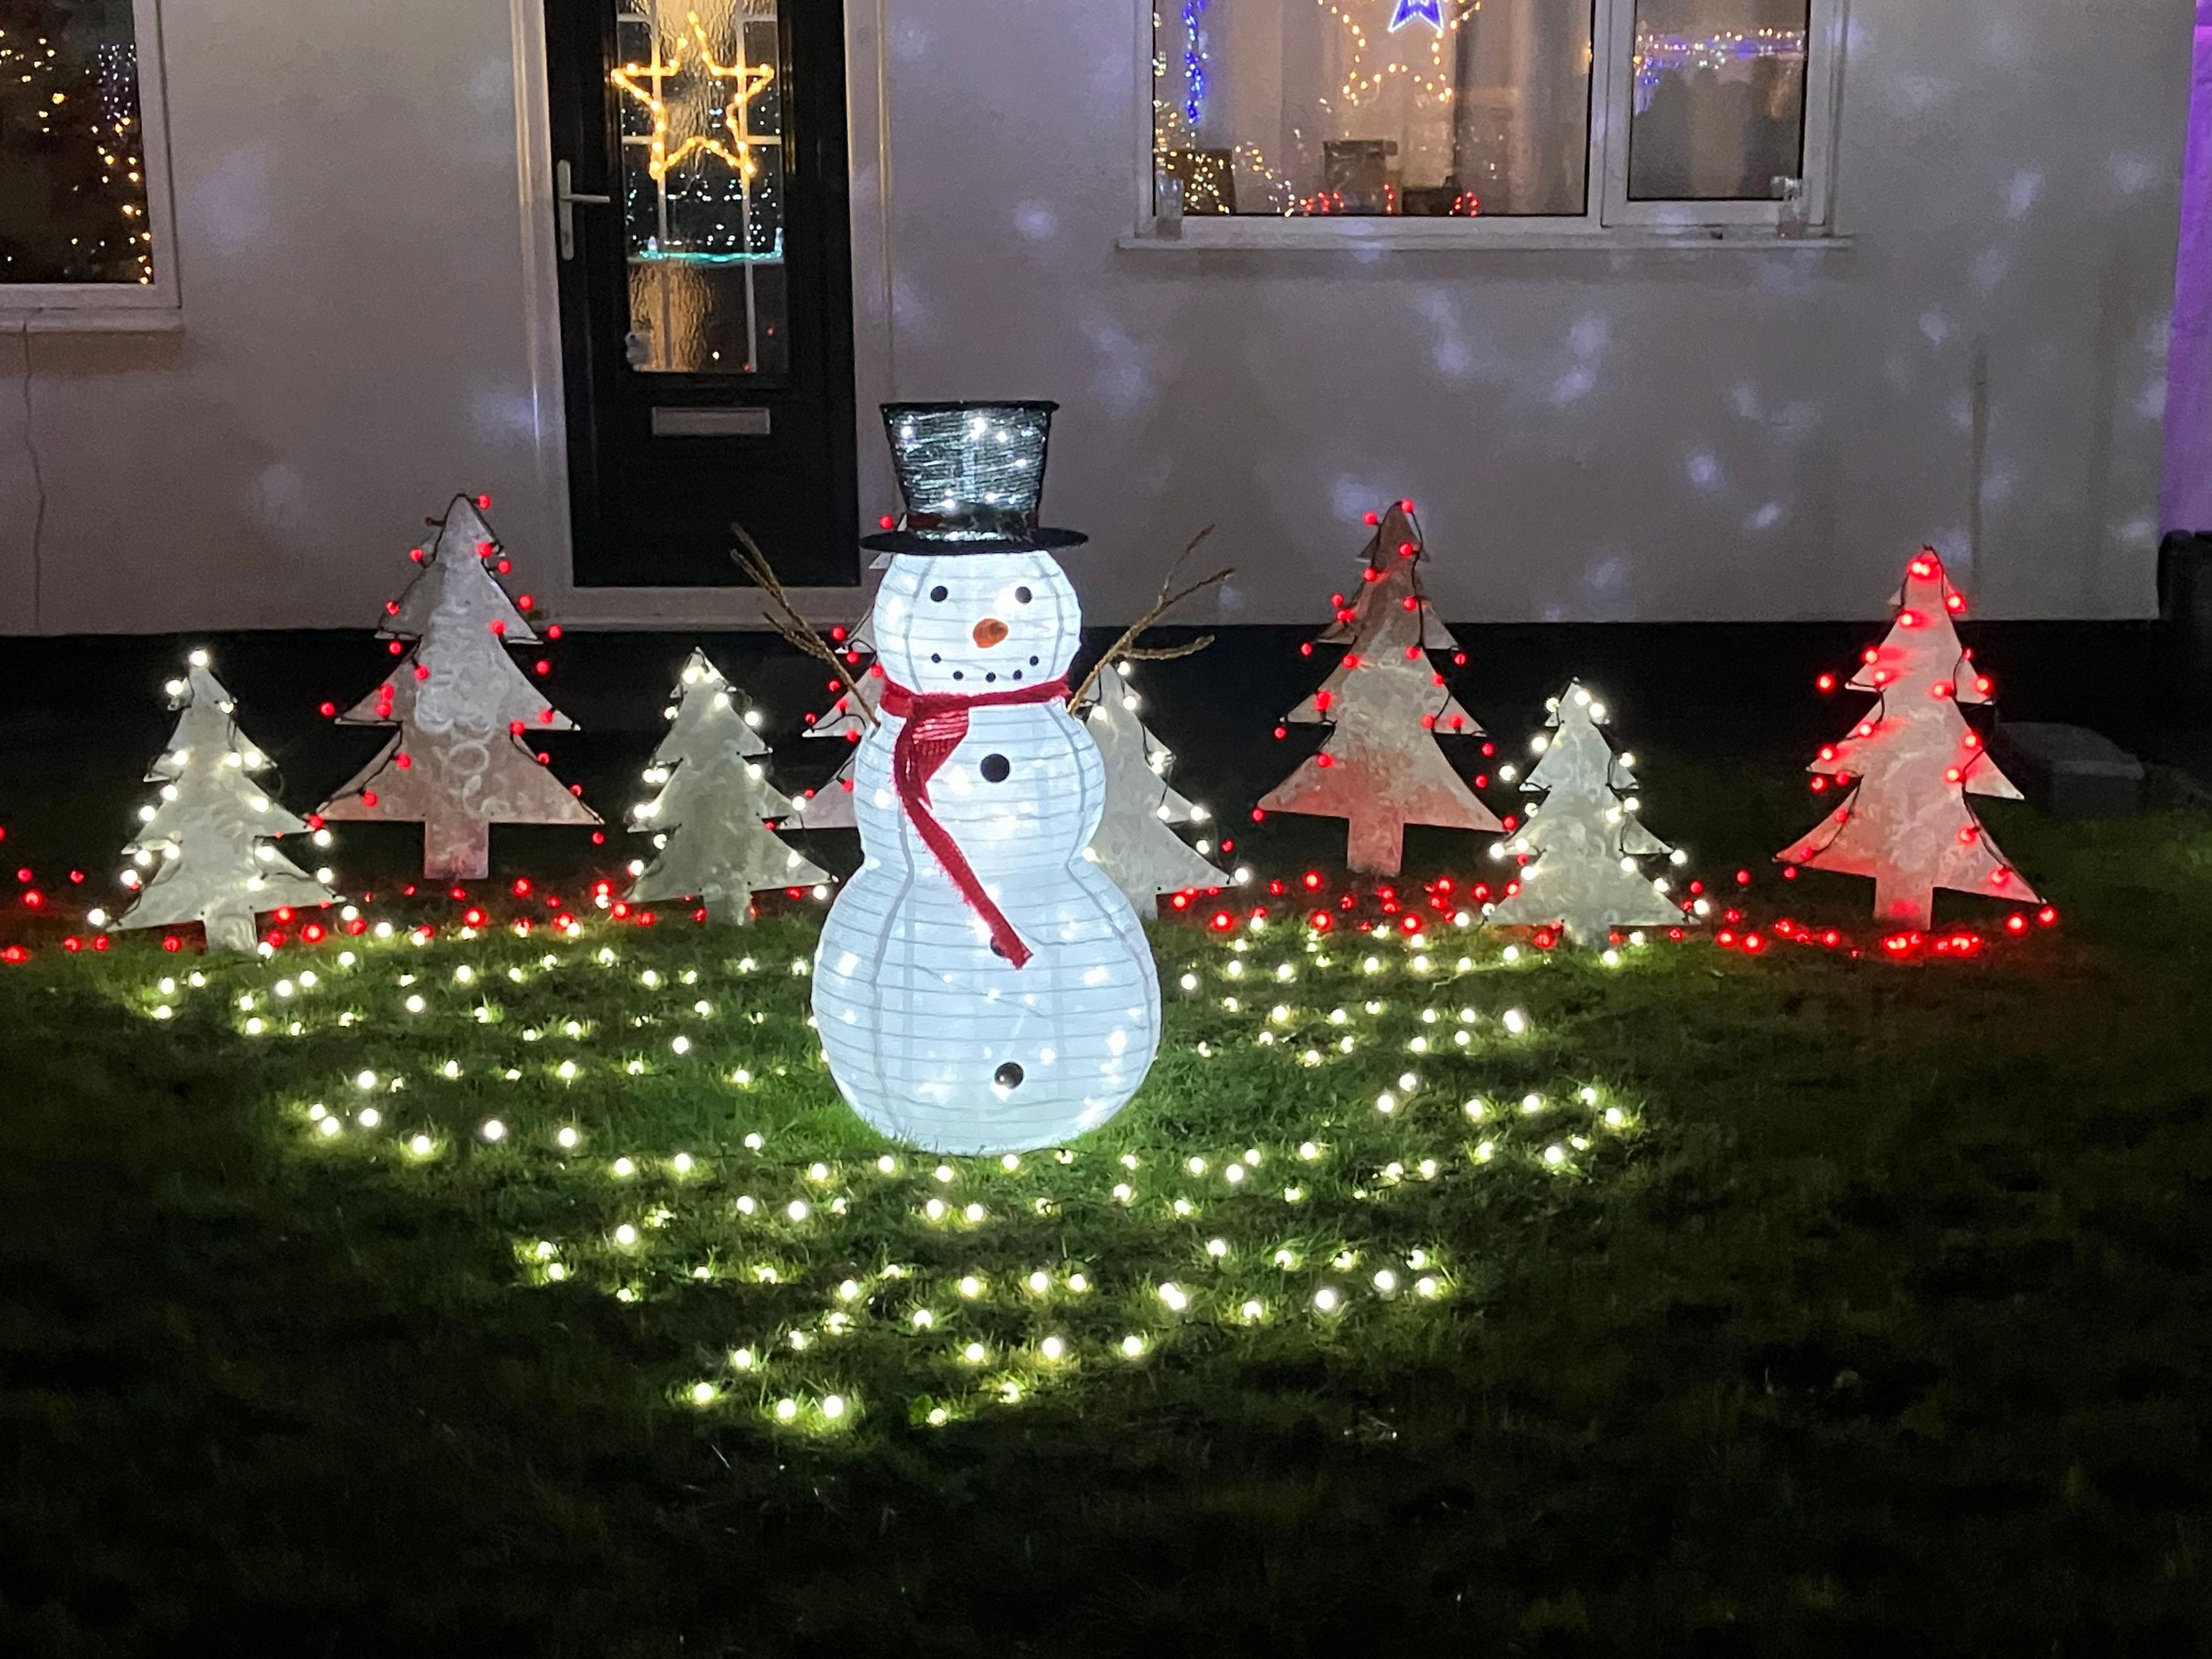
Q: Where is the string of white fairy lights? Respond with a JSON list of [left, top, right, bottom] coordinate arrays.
[[123, 899, 1649, 1434]]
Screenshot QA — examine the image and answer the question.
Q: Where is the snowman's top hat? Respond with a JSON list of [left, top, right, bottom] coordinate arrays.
[[859, 401, 1089, 555]]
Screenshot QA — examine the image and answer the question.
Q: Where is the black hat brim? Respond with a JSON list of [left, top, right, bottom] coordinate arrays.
[[858, 527, 1089, 555]]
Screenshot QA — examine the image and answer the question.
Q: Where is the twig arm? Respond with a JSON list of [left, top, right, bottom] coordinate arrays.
[[1070, 551, 1232, 709], [729, 524, 879, 727]]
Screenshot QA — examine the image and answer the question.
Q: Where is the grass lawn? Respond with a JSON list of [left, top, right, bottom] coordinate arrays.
[[3, 744, 2212, 1656]]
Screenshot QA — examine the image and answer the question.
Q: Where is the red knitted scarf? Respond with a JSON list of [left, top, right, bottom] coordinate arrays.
[[877, 676, 1070, 969]]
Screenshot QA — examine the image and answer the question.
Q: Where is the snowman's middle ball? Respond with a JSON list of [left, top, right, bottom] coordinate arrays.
[[812, 551, 1164, 1154]]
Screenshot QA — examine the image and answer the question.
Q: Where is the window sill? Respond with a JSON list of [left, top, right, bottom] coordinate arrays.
[[1117, 220, 1851, 254], [0, 305, 184, 334]]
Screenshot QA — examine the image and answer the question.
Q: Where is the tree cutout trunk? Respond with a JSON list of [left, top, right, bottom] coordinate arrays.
[[203, 902, 259, 955], [426, 816, 493, 883], [1347, 812, 1409, 875], [700, 891, 751, 926]]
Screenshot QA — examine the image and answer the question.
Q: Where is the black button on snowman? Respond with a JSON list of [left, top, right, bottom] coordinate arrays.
[[812, 403, 1164, 1154]]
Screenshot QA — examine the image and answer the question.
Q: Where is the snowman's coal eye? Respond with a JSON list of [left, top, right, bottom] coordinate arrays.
[[994, 1062, 1025, 1089], [1014, 586, 1032, 604], [929, 585, 948, 603]]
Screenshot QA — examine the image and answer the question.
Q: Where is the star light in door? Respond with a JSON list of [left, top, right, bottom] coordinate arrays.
[[1389, 0, 1445, 33], [611, 7, 777, 182]]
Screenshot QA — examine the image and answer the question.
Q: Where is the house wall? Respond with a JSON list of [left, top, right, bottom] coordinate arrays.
[[2163, 0, 2212, 535], [0, 0, 2194, 634]]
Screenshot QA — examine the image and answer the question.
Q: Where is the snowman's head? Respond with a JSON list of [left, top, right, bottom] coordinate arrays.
[[873, 552, 1082, 695]]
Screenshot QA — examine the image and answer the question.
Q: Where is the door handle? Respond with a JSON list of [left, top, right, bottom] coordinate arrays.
[[556, 160, 612, 261]]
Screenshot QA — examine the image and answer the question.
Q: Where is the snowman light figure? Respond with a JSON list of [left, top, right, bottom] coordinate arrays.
[[813, 403, 1164, 1154]]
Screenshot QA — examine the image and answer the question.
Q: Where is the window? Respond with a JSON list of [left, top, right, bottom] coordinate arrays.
[[1149, 0, 1835, 239], [0, 0, 177, 315]]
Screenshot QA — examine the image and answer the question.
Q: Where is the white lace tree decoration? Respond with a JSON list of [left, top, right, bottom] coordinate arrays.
[[1076, 661, 1225, 910], [626, 650, 828, 923], [794, 601, 883, 831], [108, 652, 338, 953], [1775, 547, 2039, 929], [1257, 502, 1499, 874], [317, 495, 598, 880], [1486, 681, 1687, 946]]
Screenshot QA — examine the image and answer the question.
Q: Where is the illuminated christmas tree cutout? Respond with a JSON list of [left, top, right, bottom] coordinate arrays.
[[794, 603, 883, 832], [318, 496, 598, 880], [1486, 681, 1685, 946], [1294, 505, 1481, 736], [626, 650, 827, 923], [1259, 502, 1499, 874], [1077, 661, 1225, 910], [112, 653, 338, 953], [1775, 548, 2040, 929]]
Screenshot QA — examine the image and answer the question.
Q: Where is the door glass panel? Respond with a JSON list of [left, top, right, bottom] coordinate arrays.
[[1627, 0, 1808, 201], [611, 0, 787, 374]]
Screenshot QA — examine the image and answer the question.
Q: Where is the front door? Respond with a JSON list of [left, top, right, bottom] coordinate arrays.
[[546, 0, 859, 588]]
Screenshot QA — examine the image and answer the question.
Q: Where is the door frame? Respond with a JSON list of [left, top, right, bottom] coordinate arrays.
[[505, 0, 896, 624]]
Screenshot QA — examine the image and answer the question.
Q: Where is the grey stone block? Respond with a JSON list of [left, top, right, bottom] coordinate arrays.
[[1991, 722, 2144, 819]]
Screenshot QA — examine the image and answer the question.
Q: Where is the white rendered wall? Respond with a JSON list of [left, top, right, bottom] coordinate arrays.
[[0, 0, 2192, 633], [0, 0, 565, 635]]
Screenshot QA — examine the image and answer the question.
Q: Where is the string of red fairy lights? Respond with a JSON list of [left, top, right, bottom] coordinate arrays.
[[0, 850, 2058, 966]]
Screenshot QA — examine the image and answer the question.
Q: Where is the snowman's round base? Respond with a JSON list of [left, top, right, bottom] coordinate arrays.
[[835, 1084, 1137, 1158]]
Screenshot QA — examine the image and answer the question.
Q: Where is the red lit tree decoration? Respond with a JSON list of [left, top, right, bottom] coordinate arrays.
[[1257, 503, 1499, 874], [794, 599, 882, 831], [1775, 548, 2040, 929], [317, 495, 598, 880]]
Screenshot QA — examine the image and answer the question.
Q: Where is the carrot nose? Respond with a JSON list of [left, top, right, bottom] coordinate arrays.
[[971, 618, 1009, 649]]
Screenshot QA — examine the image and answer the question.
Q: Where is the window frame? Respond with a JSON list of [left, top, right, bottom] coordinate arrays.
[[1131, 0, 1846, 248], [1598, 0, 1843, 230], [0, 0, 183, 323]]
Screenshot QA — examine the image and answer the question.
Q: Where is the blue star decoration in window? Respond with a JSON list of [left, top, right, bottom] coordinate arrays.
[[1388, 0, 1444, 32]]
